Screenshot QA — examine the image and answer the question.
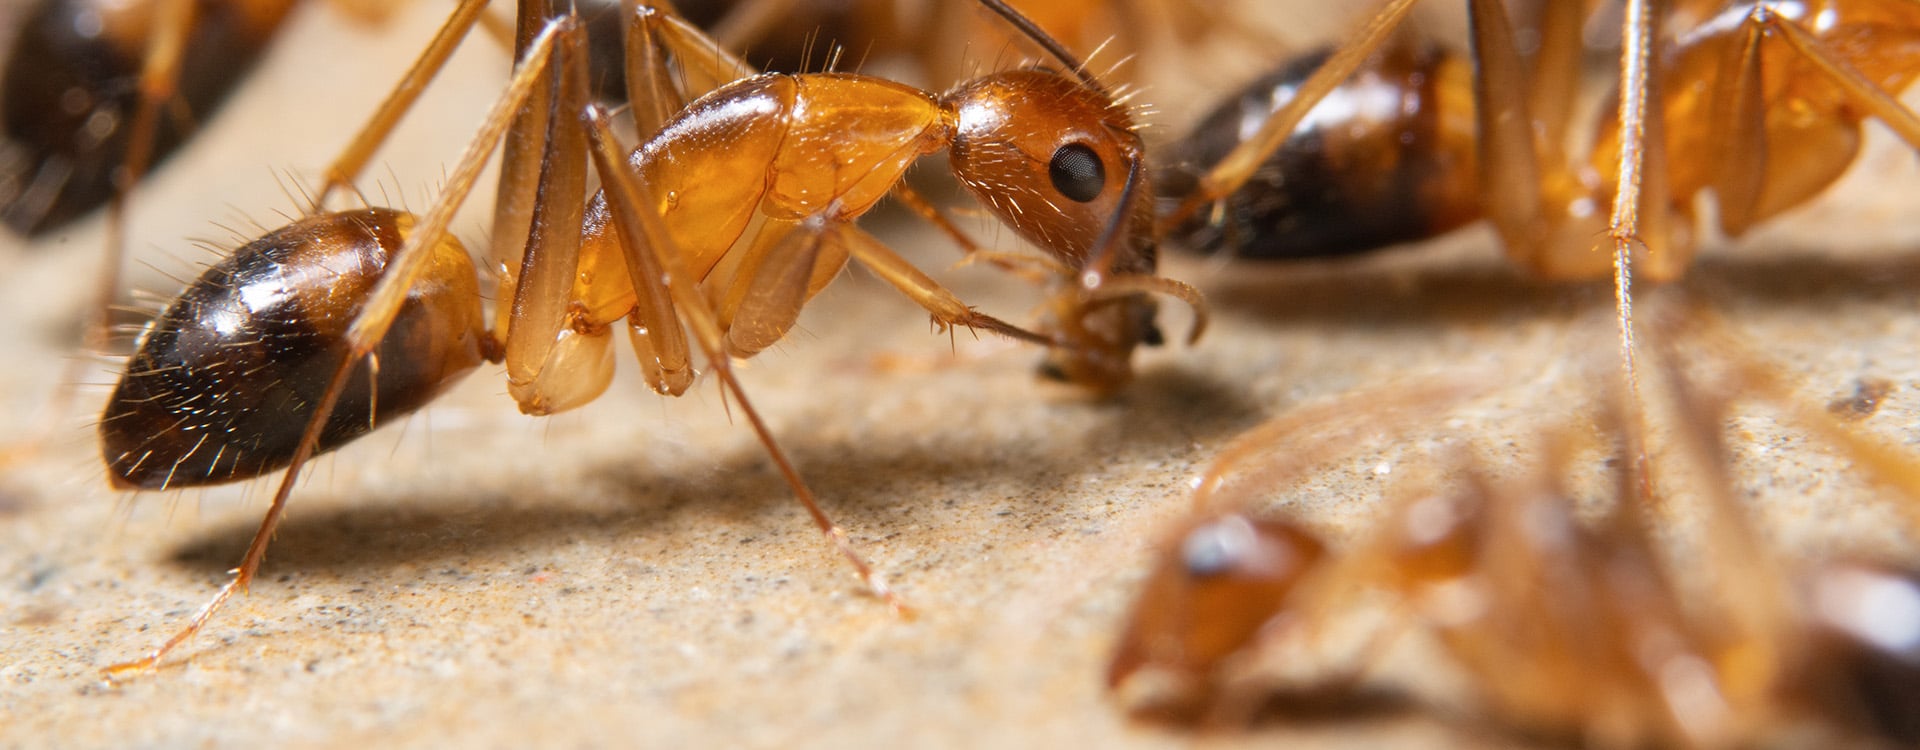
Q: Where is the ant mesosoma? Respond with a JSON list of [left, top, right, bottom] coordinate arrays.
[[1106, 315, 1920, 746], [96, 0, 1204, 674]]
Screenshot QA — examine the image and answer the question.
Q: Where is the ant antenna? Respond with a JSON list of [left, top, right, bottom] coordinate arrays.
[[975, 0, 1111, 100], [975, 0, 1144, 283]]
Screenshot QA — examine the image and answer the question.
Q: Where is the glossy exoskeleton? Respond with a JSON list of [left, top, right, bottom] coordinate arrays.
[[1163, 0, 1920, 284], [1157, 36, 1477, 260], [100, 209, 491, 488]]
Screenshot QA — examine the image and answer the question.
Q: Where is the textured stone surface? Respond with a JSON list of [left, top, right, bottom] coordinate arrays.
[[5, 4, 1920, 749]]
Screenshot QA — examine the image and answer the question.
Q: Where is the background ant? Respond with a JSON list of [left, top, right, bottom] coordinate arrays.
[[3, 1, 1919, 746], [1161, 0, 1920, 282], [1108, 312, 1920, 746]]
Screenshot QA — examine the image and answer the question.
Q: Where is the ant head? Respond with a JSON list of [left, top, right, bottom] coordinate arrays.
[[939, 0, 1201, 395], [942, 69, 1165, 393], [942, 69, 1152, 276], [1106, 513, 1327, 720]]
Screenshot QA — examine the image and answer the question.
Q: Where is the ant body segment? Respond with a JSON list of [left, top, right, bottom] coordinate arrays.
[[96, 0, 1203, 674]]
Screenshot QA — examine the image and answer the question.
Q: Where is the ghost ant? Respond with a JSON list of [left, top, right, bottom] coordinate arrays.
[[95, 0, 1205, 674], [1106, 313, 1920, 746]]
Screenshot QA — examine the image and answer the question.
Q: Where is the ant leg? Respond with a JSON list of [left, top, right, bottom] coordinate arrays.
[[622, 1, 755, 129], [582, 106, 909, 615], [490, 0, 754, 345], [649, 0, 793, 74], [492, 0, 574, 337], [1524, 0, 1598, 167], [1632, 324, 1797, 669], [891, 183, 1210, 346], [106, 17, 576, 676], [1186, 378, 1492, 512], [834, 225, 1056, 346], [313, 0, 493, 208], [1602, 0, 1673, 501], [1707, 12, 1768, 238], [1465, 0, 1610, 279], [1160, 0, 1423, 230], [499, 0, 760, 405], [701, 215, 846, 357], [887, 182, 1079, 285], [502, 11, 601, 415]]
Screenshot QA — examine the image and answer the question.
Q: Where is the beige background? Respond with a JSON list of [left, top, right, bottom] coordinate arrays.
[[5, 3, 1920, 748]]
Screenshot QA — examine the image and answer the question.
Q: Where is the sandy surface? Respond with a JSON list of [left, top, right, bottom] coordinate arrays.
[[5, 3, 1920, 749]]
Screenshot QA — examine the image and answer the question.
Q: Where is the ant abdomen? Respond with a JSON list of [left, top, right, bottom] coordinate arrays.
[[100, 208, 491, 489], [1160, 37, 1479, 260], [0, 0, 295, 234]]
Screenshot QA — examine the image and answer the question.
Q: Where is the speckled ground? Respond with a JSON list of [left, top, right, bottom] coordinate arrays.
[[5, 3, 1920, 749]]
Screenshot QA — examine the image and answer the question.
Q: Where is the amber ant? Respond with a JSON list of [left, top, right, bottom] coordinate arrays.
[[93, 0, 1205, 673], [1105, 314, 1920, 746], [1155, 0, 1920, 403], [1164, 0, 1920, 273], [0, 0, 311, 236]]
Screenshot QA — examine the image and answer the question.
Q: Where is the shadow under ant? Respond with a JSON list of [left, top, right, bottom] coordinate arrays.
[[166, 361, 1264, 578], [1195, 236, 1920, 331]]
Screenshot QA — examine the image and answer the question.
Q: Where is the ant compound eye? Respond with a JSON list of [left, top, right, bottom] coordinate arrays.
[[1049, 142, 1106, 203]]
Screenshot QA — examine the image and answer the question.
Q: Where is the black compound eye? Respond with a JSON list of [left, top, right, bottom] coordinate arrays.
[[1049, 142, 1106, 203]]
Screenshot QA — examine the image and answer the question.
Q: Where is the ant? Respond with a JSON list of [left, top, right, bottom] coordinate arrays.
[[1105, 313, 1920, 746], [0, 0, 309, 236], [1155, 0, 1920, 402], [94, 0, 1204, 674], [1165, 0, 1920, 275]]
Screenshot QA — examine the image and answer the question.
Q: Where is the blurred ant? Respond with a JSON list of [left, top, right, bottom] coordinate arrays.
[[1158, 0, 1920, 395], [1164, 0, 1920, 274], [1, 0, 305, 236], [97, 0, 1205, 674], [1106, 314, 1920, 746]]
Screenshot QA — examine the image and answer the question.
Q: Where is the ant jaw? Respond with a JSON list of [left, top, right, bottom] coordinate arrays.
[[1032, 290, 1163, 395]]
